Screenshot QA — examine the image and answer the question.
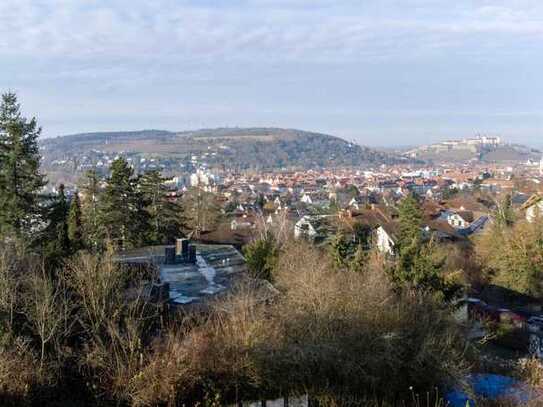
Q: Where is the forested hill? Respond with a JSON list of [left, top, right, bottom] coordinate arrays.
[[40, 127, 402, 171]]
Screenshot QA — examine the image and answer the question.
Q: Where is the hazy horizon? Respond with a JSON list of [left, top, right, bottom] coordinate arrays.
[[3, 0, 543, 148], [41, 127, 543, 151]]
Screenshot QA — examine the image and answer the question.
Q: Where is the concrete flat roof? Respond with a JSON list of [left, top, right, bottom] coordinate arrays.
[[116, 243, 247, 305]]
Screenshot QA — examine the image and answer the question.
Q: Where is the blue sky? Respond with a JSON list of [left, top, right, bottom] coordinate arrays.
[[2, 0, 543, 147]]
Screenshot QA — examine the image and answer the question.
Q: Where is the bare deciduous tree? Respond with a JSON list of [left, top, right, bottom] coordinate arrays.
[[23, 265, 70, 370], [65, 250, 124, 341], [0, 243, 22, 332], [254, 208, 292, 247]]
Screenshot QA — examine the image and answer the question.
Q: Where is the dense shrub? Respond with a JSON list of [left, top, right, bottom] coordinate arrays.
[[0, 240, 469, 406], [475, 218, 543, 297], [130, 241, 468, 405]]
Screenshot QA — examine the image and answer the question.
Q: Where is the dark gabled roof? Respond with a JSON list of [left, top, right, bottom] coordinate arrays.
[[422, 199, 445, 218], [444, 194, 492, 213], [511, 193, 530, 206], [185, 224, 254, 249], [378, 221, 400, 243], [456, 210, 475, 223], [348, 207, 390, 229], [522, 194, 543, 210], [458, 216, 489, 236], [306, 215, 338, 236], [425, 219, 465, 241]]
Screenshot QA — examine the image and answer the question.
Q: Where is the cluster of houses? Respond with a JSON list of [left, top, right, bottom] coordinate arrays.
[[102, 159, 543, 364], [153, 162, 543, 256]]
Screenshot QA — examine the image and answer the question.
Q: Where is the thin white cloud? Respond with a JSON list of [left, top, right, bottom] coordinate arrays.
[[2, 0, 543, 145], [1, 0, 543, 62]]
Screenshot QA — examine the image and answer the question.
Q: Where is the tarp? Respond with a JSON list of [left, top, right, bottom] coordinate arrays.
[[445, 373, 539, 406]]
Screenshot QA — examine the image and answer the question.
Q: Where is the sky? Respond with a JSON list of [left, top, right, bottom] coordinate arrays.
[[2, 0, 543, 147]]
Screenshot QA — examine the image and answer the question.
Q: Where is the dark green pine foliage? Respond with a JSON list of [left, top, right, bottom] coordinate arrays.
[[495, 193, 515, 228], [100, 158, 149, 250], [329, 230, 353, 269], [349, 244, 368, 273], [44, 184, 70, 261], [138, 170, 184, 244], [397, 193, 423, 251], [393, 194, 450, 297], [256, 193, 265, 211], [68, 192, 84, 252], [353, 223, 372, 249], [243, 232, 278, 281], [0, 92, 46, 239], [80, 169, 104, 250], [395, 194, 424, 281]]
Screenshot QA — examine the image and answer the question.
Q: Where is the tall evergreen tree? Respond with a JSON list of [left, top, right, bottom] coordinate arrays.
[[100, 158, 148, 249], [44, 184, 70, 260], [349, 244, 368, 273], [68, 192, 84, 252], [80, 169, 103, 250], [139, 170, 183, 244], [495, 193, 515, 228], [0, 92, 46, 238], [392, 195, 452, 297], [243, 232, 278, 281], [256, 193, 265, 211], [329, 230, 352, 269], [397, 193, 423, 251]]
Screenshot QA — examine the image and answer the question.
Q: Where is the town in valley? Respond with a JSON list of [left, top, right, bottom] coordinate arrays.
[[4, 0, 543, 405]]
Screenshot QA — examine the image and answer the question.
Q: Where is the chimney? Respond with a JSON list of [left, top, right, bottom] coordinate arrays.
[[175, 238, 183, 255], [188, 245, 197, 264], [176, 238, 189, 256], [164, 247, 176, 265]]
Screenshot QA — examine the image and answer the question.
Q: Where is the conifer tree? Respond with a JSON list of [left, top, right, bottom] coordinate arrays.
[[0, 92, 46, 238], [100, 158, 148, 249], [397, 193, 423, 251], [243, 232, 278, 281], [495, 193, 515, 228], [139, 170, 183, 244], [80, 169, 103, 250], [392, 194, 451, 297], [329, 230, 352, 268], [44, 184, 70, 260], [349, 244, 367, 273], [68, 192, 84, 252], [256, 193, 265, 211]]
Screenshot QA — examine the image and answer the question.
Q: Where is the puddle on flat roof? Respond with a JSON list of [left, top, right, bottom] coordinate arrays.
[[160, 249, 242, 304], [197, 255, 225, 295]]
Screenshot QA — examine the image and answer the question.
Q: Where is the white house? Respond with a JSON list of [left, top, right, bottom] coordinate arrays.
[[294, 216, 317, 239], [348, 197, 361, 210], [439, 210, 471, 229], [376, 225, 395, 255], [231, 218, 254, 231], [524, 195, 543, 223], [301, 194, 313, 204]]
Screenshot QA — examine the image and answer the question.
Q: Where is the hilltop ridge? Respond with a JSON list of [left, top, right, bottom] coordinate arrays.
[[405, 135, 541, 163], [40, 127, 401, 174]]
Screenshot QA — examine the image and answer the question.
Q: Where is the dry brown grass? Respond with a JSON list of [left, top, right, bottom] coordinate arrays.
[[130, 240, 468, 405], [0, 239, 470, 406], [130, 286, 271, 406], [0, 338, 45, 403], [268, 241, 467, 397]]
